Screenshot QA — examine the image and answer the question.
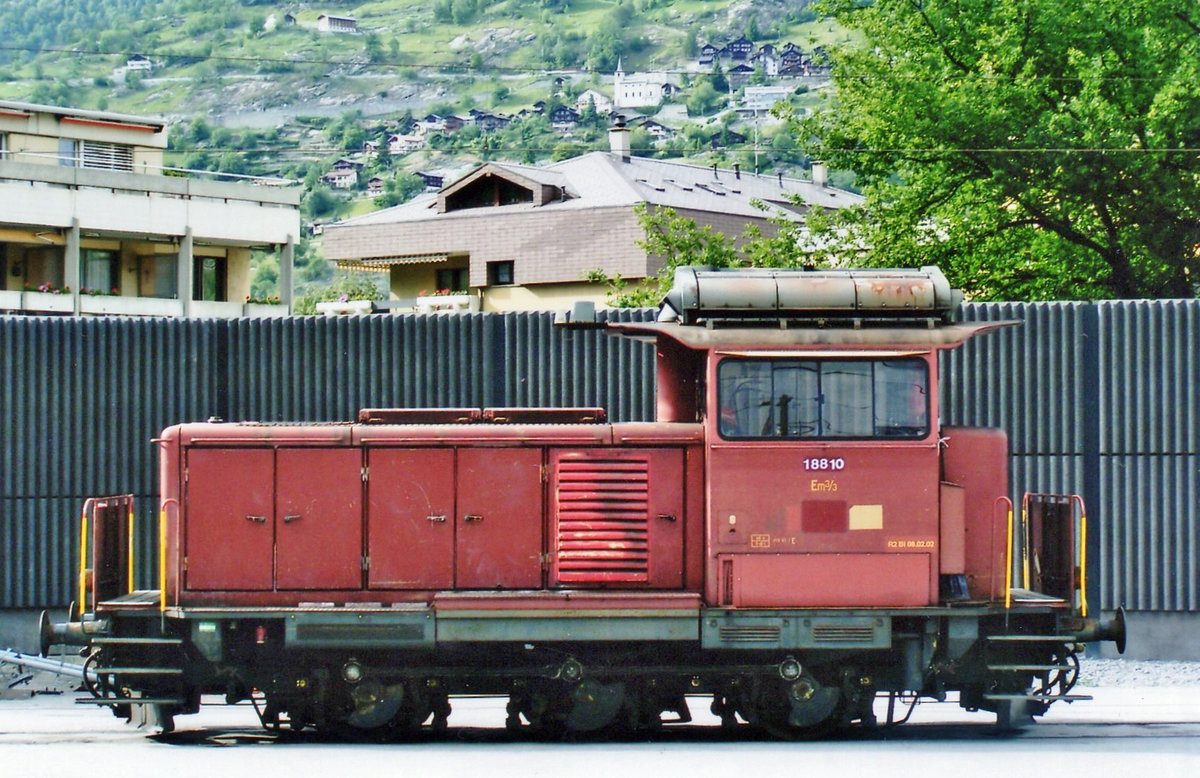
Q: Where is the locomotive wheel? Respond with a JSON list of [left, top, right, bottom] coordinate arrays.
[[508, 679, 633, 737], [331, 680, 444, 739], [741, 676, 844, 740]]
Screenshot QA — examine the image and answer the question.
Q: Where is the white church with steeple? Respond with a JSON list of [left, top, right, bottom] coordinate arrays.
[[612, 59, 676, 108]]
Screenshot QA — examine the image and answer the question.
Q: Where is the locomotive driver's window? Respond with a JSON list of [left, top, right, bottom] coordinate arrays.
[[718, 357, 929, 439]]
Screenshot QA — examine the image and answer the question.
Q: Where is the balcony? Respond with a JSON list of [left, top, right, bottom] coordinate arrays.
[[414, 293, 478, 313], [1, 292, 290, 318]]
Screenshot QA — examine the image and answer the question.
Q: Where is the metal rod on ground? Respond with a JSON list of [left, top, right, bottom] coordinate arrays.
[[0, 648, 95, 684]]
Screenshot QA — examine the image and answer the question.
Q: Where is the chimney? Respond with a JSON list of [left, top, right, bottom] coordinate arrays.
[[811, 162, 828, 188], [609, 117, 631, 163], [734, 162, 740, 180]]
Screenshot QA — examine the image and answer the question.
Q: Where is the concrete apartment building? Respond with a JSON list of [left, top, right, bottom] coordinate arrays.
[[323, 126, 862, 313], [0, 100, 300, 317]]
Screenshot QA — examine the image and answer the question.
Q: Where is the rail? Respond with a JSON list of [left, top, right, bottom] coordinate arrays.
[[78, 496, 137, 616]]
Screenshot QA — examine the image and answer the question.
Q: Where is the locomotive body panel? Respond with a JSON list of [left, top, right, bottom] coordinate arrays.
[[275, 447, 365, 590], [164, 421, 705, 605], [708, 442, 941, 606], [455, 446, 544, 589], [367, 448, 456, 589]]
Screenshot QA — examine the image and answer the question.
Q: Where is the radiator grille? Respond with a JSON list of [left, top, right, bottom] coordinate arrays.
[[555, 458, 650, 583], [812, 625, 876, 644], [718, 625, 782, 643]]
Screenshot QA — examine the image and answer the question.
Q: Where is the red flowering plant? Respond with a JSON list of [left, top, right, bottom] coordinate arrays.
[[24, 281, 70, 294]]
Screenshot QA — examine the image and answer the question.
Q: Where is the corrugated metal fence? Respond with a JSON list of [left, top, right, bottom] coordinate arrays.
[[943, 301, 1200, 614], [2, 302, 1196, 613]]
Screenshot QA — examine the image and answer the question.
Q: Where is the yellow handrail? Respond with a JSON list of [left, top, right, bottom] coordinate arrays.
[[1004, 504, 1014, 610], [159, 508, 168, 613], [1073, 494, 1088, 618], [78, 504, 90, 614], [127, 504, 136, 595]]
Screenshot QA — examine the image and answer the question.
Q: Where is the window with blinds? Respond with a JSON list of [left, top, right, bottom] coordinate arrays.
[[80, 141, 134, 171]]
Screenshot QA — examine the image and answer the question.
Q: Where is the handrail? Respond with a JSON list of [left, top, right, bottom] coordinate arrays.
[[1072, 494, 1088, 618], [77, 496, 136, 615], [996, 496, 1014, 610]]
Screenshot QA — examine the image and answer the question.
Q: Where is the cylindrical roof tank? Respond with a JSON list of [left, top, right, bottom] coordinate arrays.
[[659, 266, 961, 324]]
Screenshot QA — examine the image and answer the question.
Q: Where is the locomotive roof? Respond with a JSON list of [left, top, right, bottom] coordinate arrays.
[[608, 320, 1016, 350]]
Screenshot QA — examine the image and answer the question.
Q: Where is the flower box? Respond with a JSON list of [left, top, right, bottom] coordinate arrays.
[[245, 303, 290, 318], [190, 300, 246, 319], [79, 295, 182, 317], [414, 293, 477, 313], [22, 291, 75, 313], [315, 300, 373, 316]]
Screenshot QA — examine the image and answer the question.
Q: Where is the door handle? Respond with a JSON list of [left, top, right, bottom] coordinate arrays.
[[428, 515, 447, 523], [463, 514, 484, 523], [283, 514, 302, 524], [246, 515, 266, 524], [657, 514, 677, 522]]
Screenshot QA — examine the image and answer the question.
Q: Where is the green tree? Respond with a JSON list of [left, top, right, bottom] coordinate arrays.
[[796, 0, 1200, 299], [591, 204, 741, 306]]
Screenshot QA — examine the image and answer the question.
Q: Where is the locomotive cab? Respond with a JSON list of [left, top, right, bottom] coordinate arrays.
[[613, 266, 1012, 611]]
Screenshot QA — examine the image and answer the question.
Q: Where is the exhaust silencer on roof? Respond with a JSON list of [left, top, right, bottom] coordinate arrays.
[[659, 266, 961, 325]]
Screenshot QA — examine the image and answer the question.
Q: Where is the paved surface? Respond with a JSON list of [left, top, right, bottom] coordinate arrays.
[[1, 688, 1198, 778]]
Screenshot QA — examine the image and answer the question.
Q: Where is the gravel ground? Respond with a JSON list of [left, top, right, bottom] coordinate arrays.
[[1077, 658, 1200, 687]]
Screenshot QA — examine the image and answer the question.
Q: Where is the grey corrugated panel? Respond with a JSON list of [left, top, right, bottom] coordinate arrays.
[[1101, 455, 1200, 612], [1, 497, 77, 608], [0, 496, 157, 608], [1098, 300, 1199, 455], [945, 303, 1088, 455], [0, 317, 216, 499], [499, 308, 655, 421]]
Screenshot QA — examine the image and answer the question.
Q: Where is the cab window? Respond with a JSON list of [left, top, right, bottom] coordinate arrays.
[[717, 357, 929, 439]]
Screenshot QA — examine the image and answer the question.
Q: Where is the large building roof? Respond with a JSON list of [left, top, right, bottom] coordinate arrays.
[[337, 150, 861, 229]]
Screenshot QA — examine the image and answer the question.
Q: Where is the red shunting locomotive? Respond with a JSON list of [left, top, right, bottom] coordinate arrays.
[[45, 266, 1125, 736]]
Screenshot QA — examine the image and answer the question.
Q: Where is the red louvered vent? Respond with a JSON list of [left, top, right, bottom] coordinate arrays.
[[555, 458, 650, 584]]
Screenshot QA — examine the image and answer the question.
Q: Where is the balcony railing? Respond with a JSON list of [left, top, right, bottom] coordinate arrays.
[[0, 291, 289, 318]]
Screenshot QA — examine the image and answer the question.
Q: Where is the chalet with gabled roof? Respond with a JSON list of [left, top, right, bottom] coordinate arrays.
[[727, 36, 754, 60], [126, 54, 152, 71], [317, 14, 357, 33], [550, 106, 580, 130], [324, 126, 861, 312]]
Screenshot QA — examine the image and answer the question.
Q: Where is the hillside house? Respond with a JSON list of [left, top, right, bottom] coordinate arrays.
[[323, 167, 358, 189], [367, 176, 385, 196], [727, 36, 754, 60], [0, 101, 298, 317], [125, 54, 152, 71], [323, 125, 861, 313], [387, 133, 425, 154], [416, 171, 445, 189], [728, 63, 756, 88], [613, 62, 678, 109], [317, 14, 357, 33], [710, 128, 748, 149], [743, 85, 792, 111], [471, 111, 511, 132], [749, 47, 779, 77], [575, 89, 614, 114], [639, 119, 675, 141], [550, 106, 580, 131]]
